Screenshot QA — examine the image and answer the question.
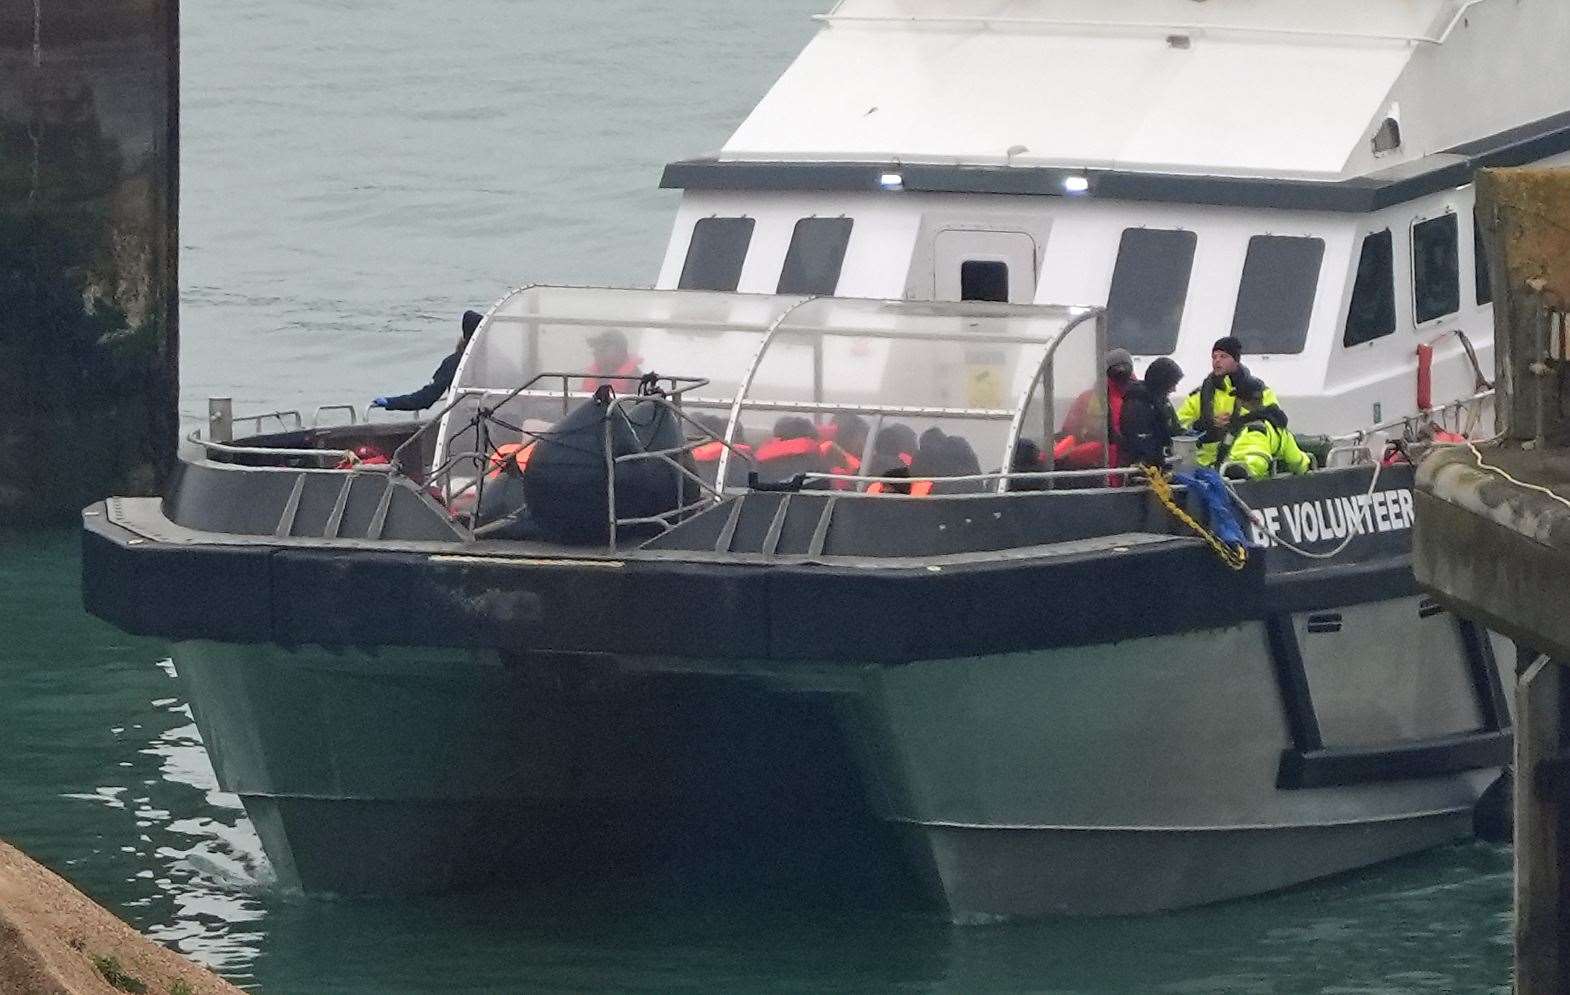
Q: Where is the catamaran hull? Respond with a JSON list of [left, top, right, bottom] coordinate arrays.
[[168, 595, 1509, 916]]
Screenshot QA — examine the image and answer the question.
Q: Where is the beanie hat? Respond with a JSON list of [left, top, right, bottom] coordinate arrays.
[[1212, 336, 1243, 362], [461, 309, 484, 336], [1104, 347, 1134, 373], [1144, 356, 1184, 394]]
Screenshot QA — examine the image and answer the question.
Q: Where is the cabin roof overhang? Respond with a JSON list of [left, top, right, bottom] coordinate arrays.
[[662, 107, 1570, 214]]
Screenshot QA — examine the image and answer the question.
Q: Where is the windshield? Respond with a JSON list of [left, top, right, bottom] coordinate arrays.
[[433, 287, 1103, 492]]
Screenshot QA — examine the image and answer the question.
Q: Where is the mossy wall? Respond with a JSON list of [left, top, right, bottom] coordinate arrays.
[[1476, 167, 1570, 446], [0, 0, 177, 524]]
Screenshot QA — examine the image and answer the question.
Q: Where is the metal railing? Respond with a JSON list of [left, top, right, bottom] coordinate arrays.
[[398, 371, 756, 547], [814, 0, 1488, 45]]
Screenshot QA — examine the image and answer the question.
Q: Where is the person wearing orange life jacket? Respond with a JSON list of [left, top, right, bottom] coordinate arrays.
[[580, 328, 644, 392], [754, 416, 831, 482], [1055, 348, 1139, 470], [864, 423, 918, 494], [688, 414, 751, 486], [820, 413, 869, 487]]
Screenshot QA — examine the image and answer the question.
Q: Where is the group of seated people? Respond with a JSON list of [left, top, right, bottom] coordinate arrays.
[[1055, 335, 1311, 481], [688, 412, 995, 494]]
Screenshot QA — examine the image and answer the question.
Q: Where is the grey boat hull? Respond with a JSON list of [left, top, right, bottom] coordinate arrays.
[[171, 592, 1509, 917]]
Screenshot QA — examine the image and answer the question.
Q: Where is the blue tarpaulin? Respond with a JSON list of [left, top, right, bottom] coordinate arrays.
[[1173, 468, 1252, 548]]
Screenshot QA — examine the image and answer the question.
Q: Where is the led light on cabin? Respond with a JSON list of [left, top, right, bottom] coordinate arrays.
[[1062, 174, 1090, 194], [879, 172, 904, 190]]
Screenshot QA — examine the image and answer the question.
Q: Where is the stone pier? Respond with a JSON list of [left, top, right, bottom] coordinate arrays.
[[0, 0, 178, 525], [1415, 167, 1570, 995]]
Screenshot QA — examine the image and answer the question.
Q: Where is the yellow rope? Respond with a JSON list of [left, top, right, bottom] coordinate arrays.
[[1147, 468, 1249, 571]]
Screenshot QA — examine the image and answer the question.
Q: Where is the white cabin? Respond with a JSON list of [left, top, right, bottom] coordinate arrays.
[[654, 0, 1570, 436]]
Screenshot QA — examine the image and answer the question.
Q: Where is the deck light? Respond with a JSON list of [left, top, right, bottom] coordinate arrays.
[[879, 172, 904, 190], [1062, 174, 1090, 194]]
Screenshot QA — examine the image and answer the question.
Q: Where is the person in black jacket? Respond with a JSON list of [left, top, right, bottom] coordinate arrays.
[[373, 309, 483, 412], [1116, 357, 1185, 468]]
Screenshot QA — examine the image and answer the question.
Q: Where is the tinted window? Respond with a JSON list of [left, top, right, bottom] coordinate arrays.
[[777, 218, 853, 295], [679, 217, 754, 291], [1106, 228, 1196, 355], [1344, 230, 1395, 347], [1231, 235, 1324, 355], [1473, 209, 1493, 306], [960, 260, 1009, 302], [1413, 213, 1460, 323]]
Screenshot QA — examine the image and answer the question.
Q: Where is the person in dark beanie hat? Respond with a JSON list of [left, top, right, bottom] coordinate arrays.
[[373, 309, 485, 411], [1176, 336, 1278, 467]]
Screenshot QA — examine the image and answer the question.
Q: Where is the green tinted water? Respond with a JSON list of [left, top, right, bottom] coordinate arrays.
[[0, 529, 1513, 992]]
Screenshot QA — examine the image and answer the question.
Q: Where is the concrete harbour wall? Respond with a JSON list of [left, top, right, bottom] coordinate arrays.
[[0, 0, 177, 524]]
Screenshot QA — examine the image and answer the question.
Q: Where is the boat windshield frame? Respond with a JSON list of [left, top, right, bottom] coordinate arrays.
[[436, 286, 1106, 496]]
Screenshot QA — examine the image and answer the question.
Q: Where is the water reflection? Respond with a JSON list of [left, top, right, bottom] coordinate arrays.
[[55, 666, 271, 982]]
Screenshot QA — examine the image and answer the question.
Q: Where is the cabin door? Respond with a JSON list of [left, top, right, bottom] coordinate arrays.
[[933, 229, 1038, 304]]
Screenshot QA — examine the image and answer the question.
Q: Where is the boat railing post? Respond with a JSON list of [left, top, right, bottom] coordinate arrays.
[[208, 398, 233, 444], [604, 401, 618, 551]]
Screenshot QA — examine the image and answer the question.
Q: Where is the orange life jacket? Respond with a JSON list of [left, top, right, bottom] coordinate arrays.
[[486, 442, 534, 479], [582, 358, 644, 393], [755, 437, 821, 462], [692, 440, 752, 462]]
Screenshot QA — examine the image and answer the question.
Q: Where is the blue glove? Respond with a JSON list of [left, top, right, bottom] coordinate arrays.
[[372, 397, 389, 408]]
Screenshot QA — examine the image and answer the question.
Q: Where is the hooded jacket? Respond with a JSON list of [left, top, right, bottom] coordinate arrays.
[[1218, 404, 1311, 479], [1176, 366, 1282, 466]]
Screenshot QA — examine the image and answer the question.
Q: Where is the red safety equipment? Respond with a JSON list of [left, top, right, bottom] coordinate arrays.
[[1416, 342, 1434, 412], [755, 437, 821, 463], [335, 445, 390, 470], [486, 442, 534, 479], [582, 358, 644, 393], [692, 440, 752, 462]]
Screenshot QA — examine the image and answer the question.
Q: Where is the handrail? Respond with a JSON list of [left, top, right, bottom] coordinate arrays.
[[312, 404, 358, 428], [715, 295, 825, 492], [1328, 389, 1494, 445], [814, 0, 1490, 45], [416, 371, 710, 474], [998, 306, 1107, 494]]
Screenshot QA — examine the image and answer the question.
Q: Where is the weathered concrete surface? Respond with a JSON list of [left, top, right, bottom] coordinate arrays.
[[0, 839, 240, 995], [1416, 445, 1570, 660], [1419, 166, 1570, 995], [1477, 168, 1570, 445], [0, 0, 178, 524]]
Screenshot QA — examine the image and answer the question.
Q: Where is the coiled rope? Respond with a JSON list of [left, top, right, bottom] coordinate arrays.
[[1147, 468, 1249, 571]]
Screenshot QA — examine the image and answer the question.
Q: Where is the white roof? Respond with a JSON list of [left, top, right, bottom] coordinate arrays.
[[721, 0, 1570, 182]]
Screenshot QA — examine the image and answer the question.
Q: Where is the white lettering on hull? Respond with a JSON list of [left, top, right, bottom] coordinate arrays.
[[1246, 488, 1413, 548]]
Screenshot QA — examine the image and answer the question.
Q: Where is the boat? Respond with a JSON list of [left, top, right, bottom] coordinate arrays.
[[83, 0, 1570, 917]]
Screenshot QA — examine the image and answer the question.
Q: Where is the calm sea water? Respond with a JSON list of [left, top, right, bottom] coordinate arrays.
[[0, 2, 1517, 992]]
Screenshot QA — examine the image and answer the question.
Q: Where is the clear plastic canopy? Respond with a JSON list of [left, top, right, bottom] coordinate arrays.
[[436, 286, 1105, 488]]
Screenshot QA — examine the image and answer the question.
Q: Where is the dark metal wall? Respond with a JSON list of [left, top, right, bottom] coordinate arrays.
[[0, 0, 178, 524]]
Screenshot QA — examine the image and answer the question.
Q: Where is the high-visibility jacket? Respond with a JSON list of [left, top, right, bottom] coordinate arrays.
[[1220, 406, 1311, 479], [1177, 369, 1280, 466]]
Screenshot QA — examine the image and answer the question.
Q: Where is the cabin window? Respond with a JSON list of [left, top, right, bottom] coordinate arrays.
[[1474, 209, 1493, 306], [1106, 228, 1196, 355], [777, 217, 853, 295], [679, 217, 755, 292], [960, 260, 1010, 302], [1231, 235, 1324, 355], [1413, 213, 1460, 323], [1343, 230, 1395, 347]]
